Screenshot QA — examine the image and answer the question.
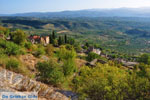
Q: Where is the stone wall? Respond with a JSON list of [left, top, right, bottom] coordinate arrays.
[[0, 67, 69, 100]]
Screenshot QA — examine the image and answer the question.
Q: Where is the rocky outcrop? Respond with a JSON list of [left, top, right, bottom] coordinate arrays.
[[0, 67, 69, 100]]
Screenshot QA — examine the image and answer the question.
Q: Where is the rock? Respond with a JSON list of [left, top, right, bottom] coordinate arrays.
[[6, 70, 13, 84], [0, 67, 69, 100]]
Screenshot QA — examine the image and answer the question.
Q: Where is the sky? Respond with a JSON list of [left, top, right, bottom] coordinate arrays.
[[1, 0, 150, 14]]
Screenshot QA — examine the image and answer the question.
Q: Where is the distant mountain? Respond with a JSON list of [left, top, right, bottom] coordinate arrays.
[[2, 7, 150, 18]]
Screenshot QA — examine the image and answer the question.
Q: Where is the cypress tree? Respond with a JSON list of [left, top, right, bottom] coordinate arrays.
[[52, 31, 56, 39], [50, 34, 54, 44], [64, 34, 67, 44], [58, 36, 62, 46], [62, 36, 65, 44]]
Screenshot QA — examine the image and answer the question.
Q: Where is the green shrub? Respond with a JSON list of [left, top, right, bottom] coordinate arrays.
[[37, 59, 64, 85], [58, 46, 76, 60], [34, 46, 45, 57], [63, 58, 77, 76], [25, 42, 32, 49], [138, 54, 150, 65], [45, 44, 54, 57], [73, 64, 150, 100], [11, 29, 27, 46], [87, 52, 99, 61], [6, 58, 19, 70], [0, 39, 21, 55], [0, 54, 8, 67], [58, 46, 77, 76], [5, 42, 21, 55], [0, 48, 5, 54]]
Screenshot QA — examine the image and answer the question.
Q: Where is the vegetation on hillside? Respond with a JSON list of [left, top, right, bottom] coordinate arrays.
[[1, 20, 150, 100]]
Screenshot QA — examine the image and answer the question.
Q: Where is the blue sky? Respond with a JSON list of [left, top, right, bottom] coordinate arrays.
[[0, 0, 150, 14]]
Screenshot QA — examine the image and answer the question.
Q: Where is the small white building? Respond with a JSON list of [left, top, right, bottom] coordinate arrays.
[[88, 47, 101, 55], [92, 48, 101, 55]]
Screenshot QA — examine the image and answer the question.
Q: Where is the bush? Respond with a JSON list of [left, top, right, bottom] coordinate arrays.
[[0, 54, 8, 67], [63, 59, 77, 76], [58, 46, 77, 76], [34, 46, 45, 57], [6, 58, 19, 71], [11, 29, 27, 46], [0, 48, 5, 55], [45, 44, 54, 57], [138, 54, 150, 65], [25, 42, 32, 49], [5, 42, 21, 55], [58, 46, 76, 60], [37, 59, 64, 85], [87, 52, 99, 61], [73, 64, 150, 100], [0, 40, 21, 55]]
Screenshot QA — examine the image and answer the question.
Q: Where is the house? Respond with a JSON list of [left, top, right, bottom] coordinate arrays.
[[88, 46, 101, 55], [40, 36, 50, 45], [29, 35, 41, 44], [29, 35, 49, 45]]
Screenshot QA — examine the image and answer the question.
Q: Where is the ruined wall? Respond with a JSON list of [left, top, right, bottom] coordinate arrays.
[[0, 67, 69, 100]]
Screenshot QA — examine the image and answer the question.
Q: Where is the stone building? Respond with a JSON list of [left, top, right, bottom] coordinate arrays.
[[29, 35, 49, 45], [88, 46, 101, 55]]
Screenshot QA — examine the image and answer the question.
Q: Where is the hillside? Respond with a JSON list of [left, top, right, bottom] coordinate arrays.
[[1, 24, 150, 100], [1, 17, 150, 54]]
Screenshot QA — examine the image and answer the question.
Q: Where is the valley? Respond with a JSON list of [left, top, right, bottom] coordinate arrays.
[[1, 17, 150, 55]]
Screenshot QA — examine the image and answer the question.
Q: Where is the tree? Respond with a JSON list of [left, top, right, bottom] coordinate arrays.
[[52, 30, 56, 39], [58, 36, 62, 46], [138, 54, 150, 65], [64, 34, 68, 44], [49, 34, 54, 44], [85, 42, 90, 47], [11, 29, 27, 45]]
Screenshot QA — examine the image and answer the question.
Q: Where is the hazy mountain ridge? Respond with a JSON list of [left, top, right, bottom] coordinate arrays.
[[2, 7, 150, 18]]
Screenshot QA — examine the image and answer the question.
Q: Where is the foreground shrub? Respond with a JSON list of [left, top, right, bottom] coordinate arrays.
[[11, 29, 27, 46], [87, 52, 99, 61], [6, 58, 19, 71], [0, 54, 8, 67], [37, 59, 64, 85], [73, 64, 150, 100], [33, 46, 45, 57], [45, 44, 54, 57], [0, 40, 21, 55], [63, 58, 77, 76], [58, 46, 77, 76]]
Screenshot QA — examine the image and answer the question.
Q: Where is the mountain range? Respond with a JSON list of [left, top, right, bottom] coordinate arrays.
[[1, 7, 150, 18]]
